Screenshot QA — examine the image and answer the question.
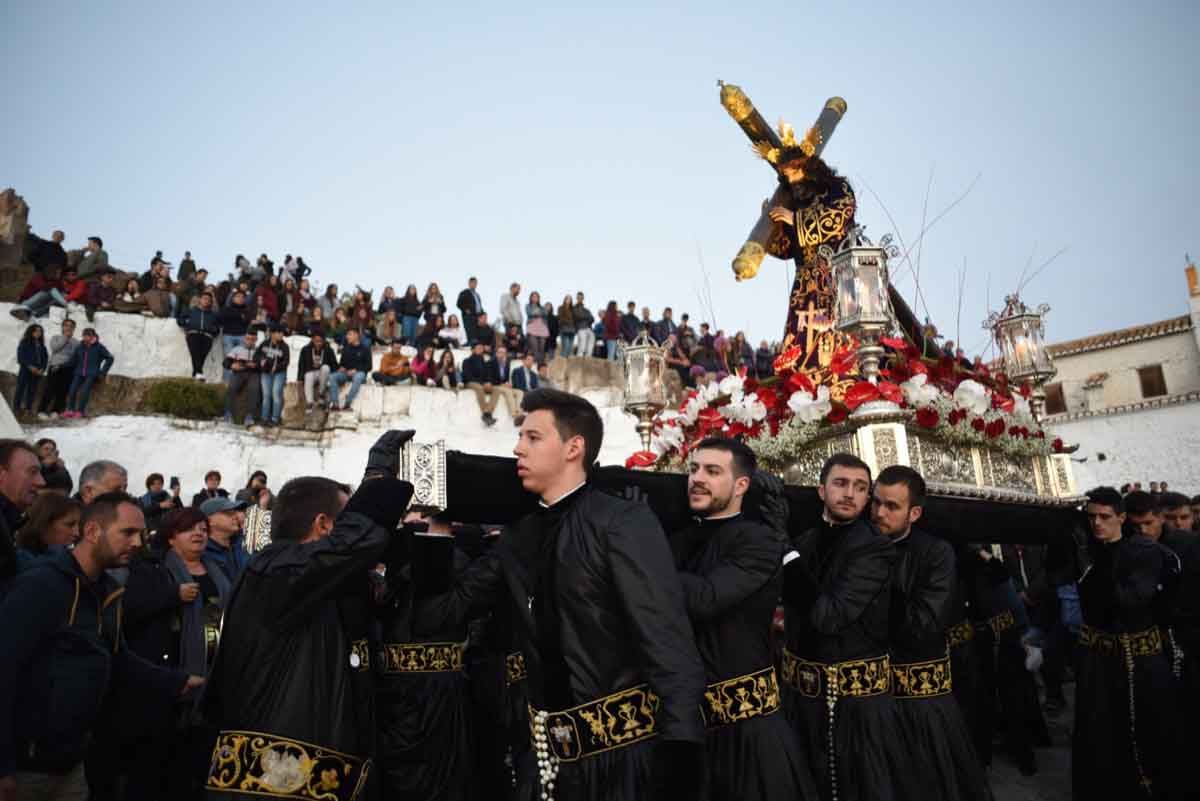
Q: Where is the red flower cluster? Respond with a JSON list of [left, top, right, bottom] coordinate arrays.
[[625, 451, 657, 469], [984, 419, 1006, 439], [948, 408, 968, 426], [971, 417, 986, 432], [915, 408, 940, 428]]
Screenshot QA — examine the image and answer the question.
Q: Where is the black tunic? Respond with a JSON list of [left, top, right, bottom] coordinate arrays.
[[204, 478, 410, 801], [781, 517, 902, 801], [1073, 535, 1182, 800], [947, 546, 986, 765], [421, 484, 707, 801], [670, 514, 818, 801], [887, 529, 990, 801], [1159, 526, 1200, 798]]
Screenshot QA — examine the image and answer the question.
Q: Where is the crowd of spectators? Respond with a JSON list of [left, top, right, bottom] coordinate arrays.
[[10, 233, 785, 427]]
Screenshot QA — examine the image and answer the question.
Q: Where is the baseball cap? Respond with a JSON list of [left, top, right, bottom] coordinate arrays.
[[200, 497, 250, 516]]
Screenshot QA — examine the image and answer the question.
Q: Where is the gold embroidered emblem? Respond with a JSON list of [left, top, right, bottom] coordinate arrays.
[[891, 654, 954, 698], [381, 641, 464, 674], [700, 666, 781, 728], [780, 649, 891, 699], [207, 730, 370, 801], [529, 684, 660, 762]]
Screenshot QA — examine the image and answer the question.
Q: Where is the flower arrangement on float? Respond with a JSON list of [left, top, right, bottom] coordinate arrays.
[[625, 337, 1069, 472]]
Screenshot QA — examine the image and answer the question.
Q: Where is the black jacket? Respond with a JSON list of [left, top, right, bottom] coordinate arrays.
[[782, 517, 896, 662], [456, 288, 481, 317], [423, 485, 707, 744], [254, 339, 290, 375], [217, 304, 252, 337], [461, 353, 500, 384], [0, 495, 21, 596], [0, 549, 185, 775], [1159, 528, 1200, 649], [191, 487, 229, 509], [298, 343, 338, 376], [339, 342, 373, 374], [889, 528, 956, 662]]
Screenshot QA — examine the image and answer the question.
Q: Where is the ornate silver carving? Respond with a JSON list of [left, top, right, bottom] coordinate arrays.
[[400, 440, 447, 514], [873, 428, 899, 470]]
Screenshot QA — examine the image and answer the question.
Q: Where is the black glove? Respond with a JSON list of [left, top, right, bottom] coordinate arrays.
[[343, 475, 413, 532], [752, 470, 789, 539], [364, 430, 416, 479], [653, 740, 705, 801]]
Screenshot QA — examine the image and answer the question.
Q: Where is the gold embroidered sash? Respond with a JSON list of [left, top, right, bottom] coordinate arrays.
[[379, 641, 464, 674], [946, 620, 974, 649], [701, 666, 781, 728], [207, 730, 370, 801], [349, 639, 370, 673], [1079, 625, 1163, 658], [528, 684, 660, 762], [780, 649, 891, 699], [891, 654, 953, 698], [987, 609, 1016, 637], [506, 652, 527, 685]]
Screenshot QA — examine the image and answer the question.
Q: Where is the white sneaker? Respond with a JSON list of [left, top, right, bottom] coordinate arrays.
[[50, 412, 59, 420], [37, 412, 49, 420]]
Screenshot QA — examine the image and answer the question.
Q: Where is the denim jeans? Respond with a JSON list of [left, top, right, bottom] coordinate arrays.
[[260, 372, 286, 422], [329, 370, 366, 408], [605, 339, 619, 360], [67, 374, 97, 413], [401, 315, 420, 342], [17, 288, 66, 316], [14, 368, 41, 411], [559, 332, 575, 357]]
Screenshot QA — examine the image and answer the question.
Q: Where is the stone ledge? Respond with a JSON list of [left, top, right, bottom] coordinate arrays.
[[1042, 390, 1200, 424]]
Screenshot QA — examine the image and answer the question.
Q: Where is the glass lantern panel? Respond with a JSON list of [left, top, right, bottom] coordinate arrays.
[[835, 262, 858, 325]]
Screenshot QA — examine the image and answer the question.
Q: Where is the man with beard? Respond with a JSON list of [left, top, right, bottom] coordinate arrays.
[[779, 453, 900, 801], [670, 439, 816, 800], [411, 389, 706, 801], [870, 466, 989, 801], [1073, 487, 1182, 799], [203, 431, 416, 801]]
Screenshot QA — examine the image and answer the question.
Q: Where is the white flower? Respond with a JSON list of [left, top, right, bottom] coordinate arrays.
[[953, 379, 990, 415], [787, 385, 831, 423], [719, 396, 767, 425], [682, 396, 703, 425], [699, 380, 721, 404], [718, 374, 745, 404], [1011, 394, 1032, 419], [900, 374, 940, 408], [655, 423, 684, 452]]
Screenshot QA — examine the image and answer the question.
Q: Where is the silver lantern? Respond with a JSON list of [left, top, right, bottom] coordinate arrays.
[[985, 295, 1055, 419], [622, 331, 668, 452]]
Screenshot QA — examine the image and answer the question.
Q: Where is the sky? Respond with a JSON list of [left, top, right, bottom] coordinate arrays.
[[7, 1, 1199, 354]]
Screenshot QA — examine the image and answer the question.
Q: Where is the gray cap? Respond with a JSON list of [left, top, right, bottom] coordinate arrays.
[[200, 497, 250, 516]]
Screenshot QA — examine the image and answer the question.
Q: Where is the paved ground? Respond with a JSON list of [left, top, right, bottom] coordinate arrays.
[[989, 688, 1072, 801]]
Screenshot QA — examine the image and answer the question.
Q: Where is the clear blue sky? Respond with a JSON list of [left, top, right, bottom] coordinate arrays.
[[7, 1, 1198, 353]]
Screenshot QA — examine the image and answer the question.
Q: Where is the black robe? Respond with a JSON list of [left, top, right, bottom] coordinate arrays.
[[203, 478, 411, 801], [947, 546, 986, 765], [374, 535, 477, 801], [419, 484, 707, 801], [670, 514, 818, 801], [781, 517, 902, 801], [1073, 534, 1182, 800], [1159, 526, 1200, 800], [887, 529, 990, 801]]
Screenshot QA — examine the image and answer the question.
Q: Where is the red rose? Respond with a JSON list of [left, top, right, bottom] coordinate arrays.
[[971, 417, 986, 432], [1035, 430, 1046, 439], [915, 408, 940, 428], [844, 381, 881, 411], [985, 419, 1006, 438], [827, 405, 849, 424], [877, 381, 903, 405], [756, 388, 778, 410], [1052, 437, 1065, 453], [1008, 425, 1020, 436], [625, 451, 658, 469]]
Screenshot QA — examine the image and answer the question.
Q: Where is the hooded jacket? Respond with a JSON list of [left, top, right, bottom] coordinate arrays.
[[68, 340, 114, 379]]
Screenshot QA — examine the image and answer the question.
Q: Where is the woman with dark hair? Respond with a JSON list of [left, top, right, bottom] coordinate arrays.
[[377, 285, 397, 315], [319, 283, 340, 321], [14, 322, 48, 414], [329, 307, 350, 346], [255, 274, 281, 322], [602, 300, 621, 360], [439, 314, 465, 348], [416, 314, 446, 349], [351, 305, 375, 346], [122, 507, 231, 800], [436, 349, 459, 390], [281, 278, 302, 333], [14, 493, 80, 571], [235, 471, 268, 504], [411, 345, 437, 386], [421, 282, 446, 326], [525, 290, 549, 364], [398, 284, 422, 343]]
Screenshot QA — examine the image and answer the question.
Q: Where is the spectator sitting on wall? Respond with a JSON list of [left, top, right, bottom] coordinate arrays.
[[536, 361, 555, 389], [254, 275, 281, 322], [255, 325, 290, 427], [410, 345, 437, 387], [375, 309, 401, 346], [511, 352, 539, 391], [416, 315, 447, 350], [462, 341, 501, 426], [298, 332, 338, 413], [84, 269, 117, 321], [174, 268, 209, 316], [223, 331, 261, 427], [475, 312, 497, 349], [666, 335, 693, 388], [502, 324, 526, 357], [144, 275, 176, 318], [349, 305, 375, 346], [138, 257, 170, 293], [329, 328, 371, 412], [114, 278, 148, 314], [329, 307, 350, 346], [436, 349, 459, 390], [192, 471, 229, 508], [439, 314, 465, 348], [29, 229, 68, 275], [373, 341, 412, 386], [63, 327, 113, 419], [76, 235, 109, 278], [14, 324, 48, 416], [11, 271, 61, 321]]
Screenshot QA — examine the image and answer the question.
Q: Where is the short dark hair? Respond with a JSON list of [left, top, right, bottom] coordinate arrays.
[[205, 470, 221, 482], [81, 327, 97, 338], [88, 236, 103, 248], [875, 465, 927, 508], [695, 437, 757, 479], [35, 438, 56, 449], [145, 472, 164, 490], [1192, 495, 1200, 506], [1086, 486, 1125, 514], [819, 453, 872, 485], [0, 439, 39, 470], [520, 389, 604, 468], [158, 507, 207, 541], [80, 491, 141, 532], [246, 470, 268, 488], [271, 476, 350, 542], [1123, 490, 1159, 516], [1160, 492, 1191, 511]]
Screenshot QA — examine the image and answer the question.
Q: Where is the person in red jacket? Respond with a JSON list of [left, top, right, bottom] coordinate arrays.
[[253, 277, 280, 322]]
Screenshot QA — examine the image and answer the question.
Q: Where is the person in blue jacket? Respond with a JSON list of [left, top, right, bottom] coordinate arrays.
[[179, 292, 222, 380], [14, 324, 48, 414], [63, 327, 113, 419]]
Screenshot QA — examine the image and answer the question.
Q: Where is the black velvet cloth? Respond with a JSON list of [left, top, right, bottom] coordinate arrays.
[[670, 514, 818, 801]]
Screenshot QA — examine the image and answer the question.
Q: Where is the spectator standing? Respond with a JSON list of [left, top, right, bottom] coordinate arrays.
[[255, 325, 290, 427], [572, 292, 595, 357], [181, 292, 220, 380], [14, 494, 80, 573], [254, 275, 281, 322], [222, 332, 260, 426], [29, 229, 67, 275], [318, 284, 340, 322], [0, 492, 201, 801], [439, 314, 465, 347], [652, 307, 678, 345], [475, 312, 498, 350], [84, 269, 117, 321], [456, 277, 484, 344], [525, 291, 549, 364], [140, 472, 182, 533], [436, 350, 459, 390], [755, 340, 775, 378], [298, 333, 338, 412], [498, 282, 523, 335], [544, 301, 559, 359], [76, 235, 109, 278], [1, 441, 47, 592], [143, 276, 175, 318], [398, 284, 422, 342], [602, 300, 622, 360], [191, 471, 228, 508], [462, 342, 502, 426], [63, 328, 113, 419], [199, 497, 249, 582], [619, 301, 640, 344], [666, 335, 693, 388], [36, 439, 72, 495], [410, 345, 437, 386], [373, 342, 412, 386], [511, 353, 539, 391], [375, 309, 401, 345], [14, 324, 48, 415], [377, 286, 397, 315], [218, 290, 252, 378], [177, 251, 196, 283], [329, 329, 371, 411], [422, 283, 447, 326]]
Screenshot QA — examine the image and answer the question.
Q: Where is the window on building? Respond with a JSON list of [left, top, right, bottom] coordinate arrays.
[[1043, 382, 1066, 415], [1137, 365, 1167, 399]]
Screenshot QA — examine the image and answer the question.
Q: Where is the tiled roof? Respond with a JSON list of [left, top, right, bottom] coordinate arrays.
[[1047, 315, 1193, 358]]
